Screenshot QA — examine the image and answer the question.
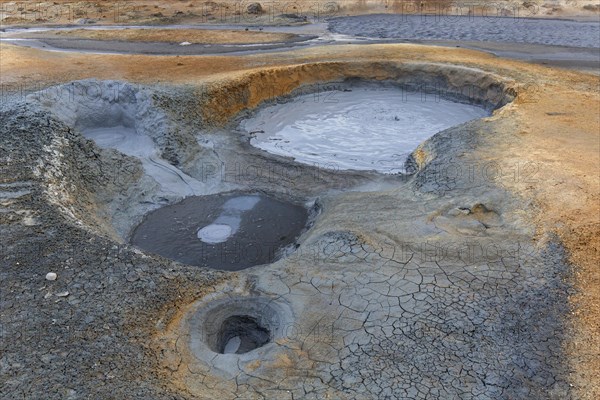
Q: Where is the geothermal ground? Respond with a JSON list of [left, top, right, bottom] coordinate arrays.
[[0, 2, 599, 400]]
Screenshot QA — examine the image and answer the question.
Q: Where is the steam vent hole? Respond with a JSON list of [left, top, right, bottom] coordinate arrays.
[[217, 315, 271, 354], [190, 297, 293, 359]]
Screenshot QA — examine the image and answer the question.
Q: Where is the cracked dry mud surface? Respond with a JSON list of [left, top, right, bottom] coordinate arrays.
[[0, 51, 598, 399]]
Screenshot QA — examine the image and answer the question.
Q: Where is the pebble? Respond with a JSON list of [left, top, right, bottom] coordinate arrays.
[[45, 272, 57, 281], [56, 291, 70, 297], [126, 272, 139, 282]]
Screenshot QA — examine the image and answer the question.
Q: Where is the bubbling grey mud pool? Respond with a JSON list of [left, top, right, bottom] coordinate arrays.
[[242, 84, 490, 173], [130, 193, 309, 270]]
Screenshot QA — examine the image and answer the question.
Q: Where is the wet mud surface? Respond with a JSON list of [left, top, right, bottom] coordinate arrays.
[[243, 83, 489, 173], [329, 14, 600, 48], [130, 193, 308, 270], [2, 34, 317, 55]]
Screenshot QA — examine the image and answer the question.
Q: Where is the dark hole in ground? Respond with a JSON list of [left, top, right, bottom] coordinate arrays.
[[129, 193, 308, 270], [216, 315, 271, 354]]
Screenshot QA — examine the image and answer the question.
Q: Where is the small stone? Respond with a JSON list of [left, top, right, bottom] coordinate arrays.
[[247, 2, 263, 14], [448, 207, 471, 217], [45, 272, 57, 281], [126, 272, 139, 282], [56, 291, 70, 297]]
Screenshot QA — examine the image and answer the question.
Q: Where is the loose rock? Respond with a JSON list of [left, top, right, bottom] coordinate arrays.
[[247, 3, 263, 14]]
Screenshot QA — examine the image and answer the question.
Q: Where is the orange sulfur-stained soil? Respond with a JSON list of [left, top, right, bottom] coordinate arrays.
[[13, 28, 298, 45]]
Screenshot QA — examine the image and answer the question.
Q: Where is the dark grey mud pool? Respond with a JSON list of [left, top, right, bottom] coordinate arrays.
[[130, 193, 308, 270]]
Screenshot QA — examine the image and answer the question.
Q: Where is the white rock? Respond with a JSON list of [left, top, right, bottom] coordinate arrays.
[[56, 291, 69, 297], [45, 272, 57, 281]]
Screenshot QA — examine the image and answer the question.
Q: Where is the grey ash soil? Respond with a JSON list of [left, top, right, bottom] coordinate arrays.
[[0, 105, 227, 399], [0, 77, 575, 399]]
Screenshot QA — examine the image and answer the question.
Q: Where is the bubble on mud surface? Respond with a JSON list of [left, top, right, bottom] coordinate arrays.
[[197, 223, 233, 244], [196, 195, 261, 244]]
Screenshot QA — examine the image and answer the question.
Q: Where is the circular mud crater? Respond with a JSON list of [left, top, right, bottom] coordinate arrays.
[[129, 192, 313, 270], [189, 296, 294, 361], [241, 82, 490, 174]]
